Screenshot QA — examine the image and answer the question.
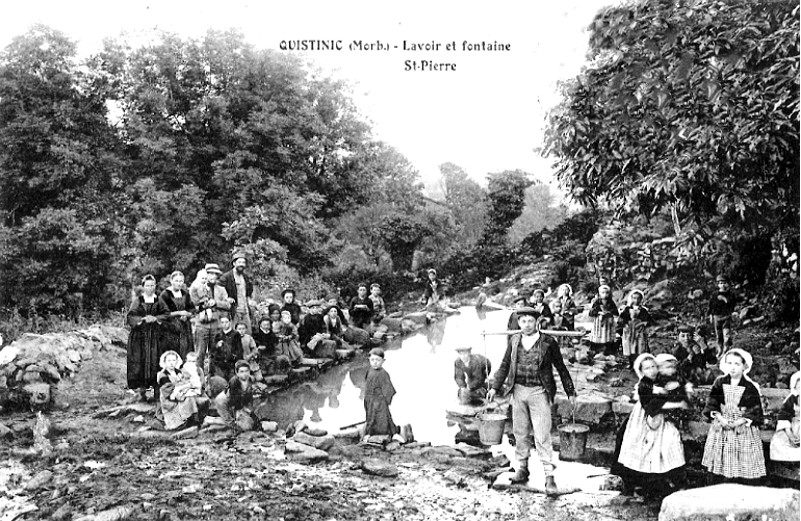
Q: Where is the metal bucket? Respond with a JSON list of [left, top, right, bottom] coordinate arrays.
[[477, 413, 506, 446], [558, 423, 589, 461]]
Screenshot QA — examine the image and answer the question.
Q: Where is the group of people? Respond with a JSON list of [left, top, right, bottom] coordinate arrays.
[[126, 252, 390, 432], [455, 275, 798, 498], [502, 277, 733, 386]]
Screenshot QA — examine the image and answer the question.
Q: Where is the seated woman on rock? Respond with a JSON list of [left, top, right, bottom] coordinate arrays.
[[770, 370, 800, 463], [157, 350, 210, 431], [302, 301, 341, 359]]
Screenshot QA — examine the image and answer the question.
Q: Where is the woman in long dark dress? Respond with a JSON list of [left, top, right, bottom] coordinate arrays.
[[158, 271, 195, 360], [127, 274, 170, 401]]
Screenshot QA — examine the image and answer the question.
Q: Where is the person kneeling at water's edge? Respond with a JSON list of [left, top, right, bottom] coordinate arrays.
[[487, 307, 577, 496], [454, 345, 491, 406]]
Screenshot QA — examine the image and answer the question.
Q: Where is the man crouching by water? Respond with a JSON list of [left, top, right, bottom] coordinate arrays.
[[487, 307, 577, 496]]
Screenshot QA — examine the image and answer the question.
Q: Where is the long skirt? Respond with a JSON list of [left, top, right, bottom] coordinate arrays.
[[770, 420, 801, 462], [364, 395, 397, 436], [622, 322, 648, 357], [162, 318, 194, 360], [127, 323, 162, 390], [702, 385, 766, 478], [590, 315, 616, 344], [617, 403, 685, 474], [159, 384, 209, 430], [277, 339, 304, 363]]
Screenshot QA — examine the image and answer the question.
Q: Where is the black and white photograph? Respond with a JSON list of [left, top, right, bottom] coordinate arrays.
[[0, 1, 798, 520]]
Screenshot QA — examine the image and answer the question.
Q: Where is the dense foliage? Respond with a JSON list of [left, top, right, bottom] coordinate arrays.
[[0, 27, 427, 313], [543, 0, 799, 319], [543, 0, 799, 250]]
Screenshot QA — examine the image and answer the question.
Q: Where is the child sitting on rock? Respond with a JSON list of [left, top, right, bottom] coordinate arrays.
[[654, 353, 692, 427], [770, 370, 800, 462], [214, 360, 259, 430], [275, 311, 304, 366]]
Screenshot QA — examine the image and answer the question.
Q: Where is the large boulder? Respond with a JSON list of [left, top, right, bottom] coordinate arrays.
[[658, 484, 799, 521]]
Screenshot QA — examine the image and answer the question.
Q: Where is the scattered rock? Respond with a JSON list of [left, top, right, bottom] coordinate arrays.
[[25, 470, 54, 491], [612, 401, 634, 415], [556, 394, 612, 426], [361, 459, 399, 478], [599, 474, 624, 491], [305, 427, 328, 437], [0, 423, 13, 439], [384, 440, 402, 452], [293, 431, 335, 451], [260, 421, 278, 433], [454, 443, 492, 459], [284, 440, 329, 462], [658, 484, 799, 521]]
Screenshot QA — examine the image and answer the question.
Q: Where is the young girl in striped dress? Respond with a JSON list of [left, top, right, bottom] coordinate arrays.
[[702, 348, 766, 481], [588, 284, 619, 355]]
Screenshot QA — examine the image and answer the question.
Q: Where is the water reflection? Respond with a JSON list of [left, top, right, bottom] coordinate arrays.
[[271, 307, 513, 445]]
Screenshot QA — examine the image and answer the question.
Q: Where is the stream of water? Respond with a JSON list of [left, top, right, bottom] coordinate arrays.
[[270, 307, 513, 445]]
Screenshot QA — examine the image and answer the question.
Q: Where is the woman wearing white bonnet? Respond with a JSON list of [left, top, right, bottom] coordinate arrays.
[[770, 370, 801, 462]]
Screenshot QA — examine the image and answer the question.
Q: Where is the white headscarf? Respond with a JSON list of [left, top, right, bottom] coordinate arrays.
[[626, 289, 645, 307]]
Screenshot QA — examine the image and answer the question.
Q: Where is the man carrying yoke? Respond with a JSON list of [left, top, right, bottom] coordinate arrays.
[[487, 307, 577, 496]]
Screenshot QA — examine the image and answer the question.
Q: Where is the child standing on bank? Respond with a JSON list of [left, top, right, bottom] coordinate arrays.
[[589, 284, 620, 356], [363, 348, 411, 444], [554, 284, 578, 331], [617, 290, 652, 368], [707, 275, 738, 357], [702, 348, 766, 481]]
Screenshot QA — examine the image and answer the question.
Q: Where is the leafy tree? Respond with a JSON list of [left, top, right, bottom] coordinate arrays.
[[508, 183, 568, 245], [0, 26, 127, 312], [543, 0, 799, 248], [438, 162, 487, 247], [377, 214, 432, 272], [481, 169, 534, 245]]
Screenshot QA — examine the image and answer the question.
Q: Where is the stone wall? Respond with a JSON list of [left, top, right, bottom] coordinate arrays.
[[0, 326, 127, 411]]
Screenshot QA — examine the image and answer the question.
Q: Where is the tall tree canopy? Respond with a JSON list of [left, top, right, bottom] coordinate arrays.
[[0, 27, 427, 313], [543, 0, 799, 242], [0, 25, 127, 312]]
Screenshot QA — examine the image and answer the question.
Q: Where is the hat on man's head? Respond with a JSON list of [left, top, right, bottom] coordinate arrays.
[[369, 348, 385, 358], [232, 251, 247, 264], [677, 324, 695, 334], [306, 299, 324, 307], [716, 274, 728, 283], [455, 346, 472, 352], [532, 288, 545, 297], [515, 306, 538, 318], [427, 268, 437, 275], [204, 263, 222, 275], [235, 359, 250, 371]]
